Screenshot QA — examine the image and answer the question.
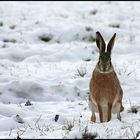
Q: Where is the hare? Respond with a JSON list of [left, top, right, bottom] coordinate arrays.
[[88, 32, 124, 123]]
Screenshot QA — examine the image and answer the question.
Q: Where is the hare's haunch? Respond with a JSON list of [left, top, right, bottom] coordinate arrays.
[[88, 32, 124, 123]]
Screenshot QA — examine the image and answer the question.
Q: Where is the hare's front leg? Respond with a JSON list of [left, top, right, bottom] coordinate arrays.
[[88, 100, 96, 122], [97, 104, 103, 123], [107, 102, 112, 122]]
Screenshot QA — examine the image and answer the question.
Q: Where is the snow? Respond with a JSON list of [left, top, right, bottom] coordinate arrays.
[[0, 1, 140, 139]]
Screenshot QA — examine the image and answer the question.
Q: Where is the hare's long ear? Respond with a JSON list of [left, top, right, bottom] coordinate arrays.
[[107, 33, 116, 54], [96, 32, 106, 54]]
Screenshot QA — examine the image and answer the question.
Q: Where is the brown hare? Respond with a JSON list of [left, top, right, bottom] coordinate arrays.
[[88, 31, 124, 123]]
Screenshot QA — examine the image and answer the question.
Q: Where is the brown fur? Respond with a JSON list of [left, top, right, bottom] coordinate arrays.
[[90, 69, 122, 104], [88, 32, 124, 123]]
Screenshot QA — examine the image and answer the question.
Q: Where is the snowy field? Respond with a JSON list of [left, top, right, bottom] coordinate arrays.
[[0, 1, 140, 139]]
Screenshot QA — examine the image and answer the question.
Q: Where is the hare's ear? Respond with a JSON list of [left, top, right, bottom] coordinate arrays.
[[107, 33, 116, 54], [96, 32, 106, 54]]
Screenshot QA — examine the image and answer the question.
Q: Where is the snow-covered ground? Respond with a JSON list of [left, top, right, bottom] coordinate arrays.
[[0, 1, 140, 139]]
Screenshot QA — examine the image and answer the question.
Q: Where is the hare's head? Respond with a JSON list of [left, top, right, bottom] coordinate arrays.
[[96, 32, 116, 72]]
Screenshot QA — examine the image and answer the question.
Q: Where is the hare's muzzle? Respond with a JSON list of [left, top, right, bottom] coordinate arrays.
[[98, 53, 111, 72]]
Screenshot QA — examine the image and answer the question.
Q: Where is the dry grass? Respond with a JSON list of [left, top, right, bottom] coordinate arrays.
[[62, 120, 75, 131]]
